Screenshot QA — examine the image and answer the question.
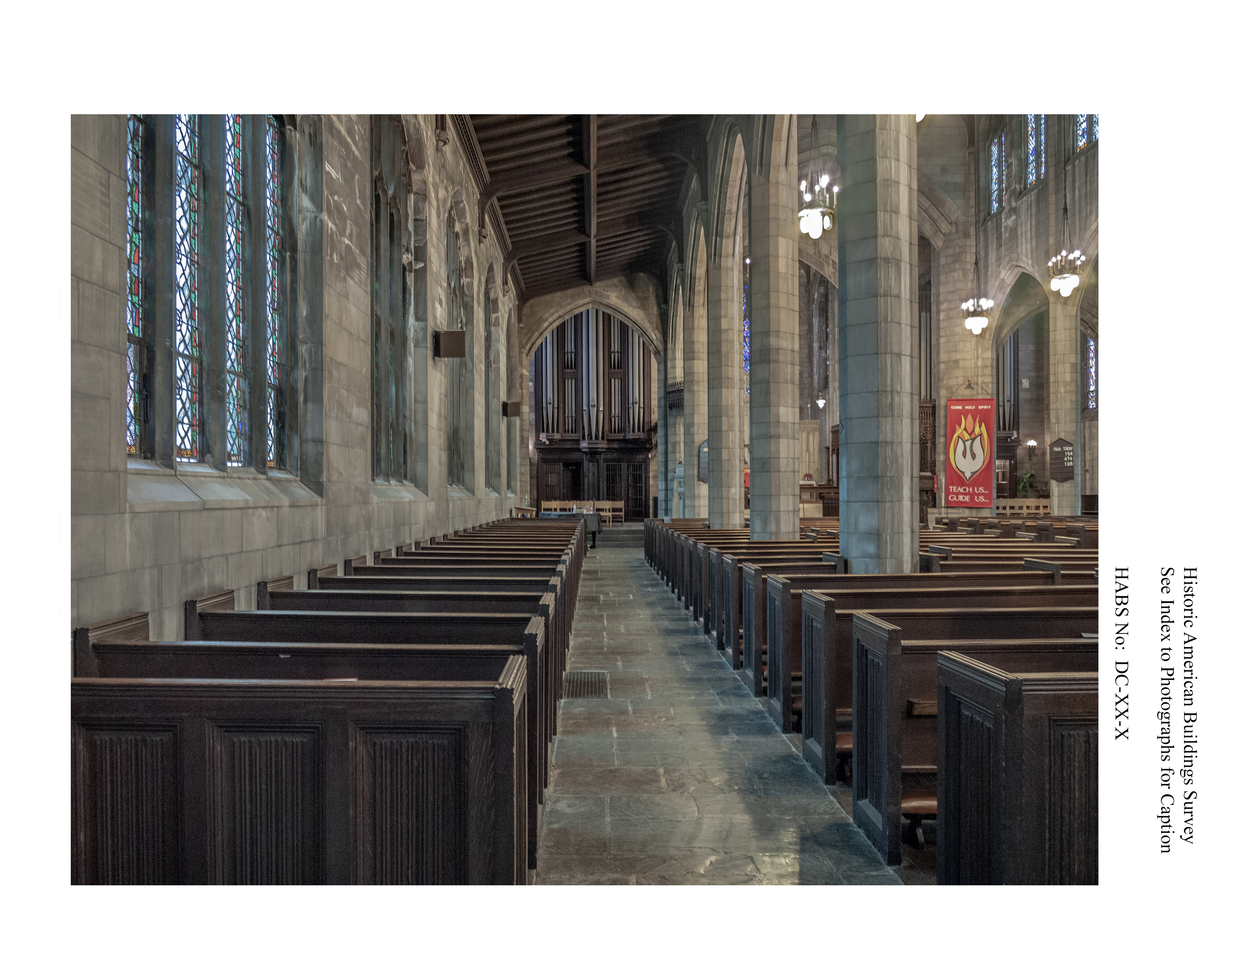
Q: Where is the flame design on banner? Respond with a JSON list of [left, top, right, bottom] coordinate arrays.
[[948, 412, 991, 482]]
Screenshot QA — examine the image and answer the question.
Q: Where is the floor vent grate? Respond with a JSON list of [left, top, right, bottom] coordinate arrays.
[[563, 670, 610, 699]]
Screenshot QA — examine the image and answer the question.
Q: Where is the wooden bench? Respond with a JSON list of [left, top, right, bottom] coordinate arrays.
[[848, 612, 1098, 866], [799, 600, 1099, 787], [728, 560, 844, 690], [72, 659, 528, 884], [694, 540, 840, 640], [183, 605, 549, 867], [936, 649, 1098, 883], [259, 586, 564, 753], [767, 580, 1098, 735]]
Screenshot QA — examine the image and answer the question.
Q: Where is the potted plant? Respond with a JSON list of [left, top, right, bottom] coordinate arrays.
[[1016, 470, 1039, 499]]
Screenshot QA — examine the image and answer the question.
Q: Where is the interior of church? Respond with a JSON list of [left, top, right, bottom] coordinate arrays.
[[70, 113, 1101, 887]]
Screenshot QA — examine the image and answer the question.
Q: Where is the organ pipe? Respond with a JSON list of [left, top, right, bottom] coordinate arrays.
[[532, 311, 653, 442]]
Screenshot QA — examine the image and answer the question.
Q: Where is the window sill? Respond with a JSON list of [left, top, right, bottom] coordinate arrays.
[[446, 484, 474, 500], [127, 462, 321, 512], [370, 481, 426, 501]]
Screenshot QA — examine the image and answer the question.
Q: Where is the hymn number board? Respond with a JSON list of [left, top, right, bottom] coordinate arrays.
[[1049, 438, 1074, 482]]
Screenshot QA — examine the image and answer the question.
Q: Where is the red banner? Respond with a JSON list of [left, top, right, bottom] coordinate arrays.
[[944, 398, 995, 507]]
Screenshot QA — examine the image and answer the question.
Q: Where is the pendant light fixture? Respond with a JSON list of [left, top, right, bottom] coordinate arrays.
[[798, 116, 838, 240], [1048, 159, 1087, 298]]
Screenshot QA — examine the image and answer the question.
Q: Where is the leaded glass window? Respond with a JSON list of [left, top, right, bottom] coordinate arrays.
[[265, 115, 285, 469], [121, 114, 296, 471], [1076, 114, 1098, 150], [1026, 114, 1046, 187], [174, 114, 202, 462], [1087, 336, 1097, 409], [370, 116, 411, 483], [989, 131, 1005, 214], [125, 114, 146, 457], [224, 114, 248, 467]]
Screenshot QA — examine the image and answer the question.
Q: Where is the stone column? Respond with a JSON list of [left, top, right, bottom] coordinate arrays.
[[682, 270, 709, 517], [706, 250, 743, 527], [656, 344, 669, 516], [748, 115, 800, 541], [836, 115, 919, 574], [1047, 294, 1082, 516]]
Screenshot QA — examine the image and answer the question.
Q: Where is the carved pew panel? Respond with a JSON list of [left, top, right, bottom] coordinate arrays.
[[72, 661, 528, 885]]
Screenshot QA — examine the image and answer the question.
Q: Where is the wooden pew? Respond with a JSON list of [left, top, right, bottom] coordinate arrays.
[[767, 580, 1098, 735], [261, 586, 563, 753], [734, 561, 844, 692], [695, 541, 840, 641], [255, 574, 294, 608], [307, 563, 338, 589], [848, 612, 1098, 866], [186, 607, 549, 866], [72, 658, 528, 884], [800, 600, 1098, 786], [936, 650, 1098, 883]]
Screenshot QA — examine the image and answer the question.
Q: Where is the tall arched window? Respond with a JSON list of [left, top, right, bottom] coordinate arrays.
[[989, 129, 1006, 214], [122, 114, 296, 473], [264, 115, 290, 470], [125, 114, 150, 458], [446, 208, 472, 490], [370, 115, 411, 482], [224, 114, 248, 466], [174, 114, 202, 461], [484, 274, 500, 494], [1076, 114, 1099, 151], [1025, 114, 1046, 188]]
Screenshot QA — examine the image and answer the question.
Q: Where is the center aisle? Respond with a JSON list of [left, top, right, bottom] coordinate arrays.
[[535, 528, 901, 885]]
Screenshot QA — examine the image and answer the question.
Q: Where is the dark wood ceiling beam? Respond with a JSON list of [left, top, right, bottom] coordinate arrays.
[[481, 139, 577, 165], [583, 115, 598, 285], [478, 158, 589, 233], [472, 114, 568, 138], [507, 228, 590, 261], [598, 171, 679, 197], [500, 192, 580, 217], [505, 213, 581, 238]]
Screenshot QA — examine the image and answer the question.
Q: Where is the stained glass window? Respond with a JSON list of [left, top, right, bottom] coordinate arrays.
[[742, 258, 750, 394], [989, 132, 1005, 214], [224, 114, 248, 467], [370, 117, 412, 483], [1087, 336, 1097, 409], [125, 114, 145, 456], [174, 114, 201, 462], [1026, 114, 1046, 187], [265, 115, 284, 469], [1076, 114, 1098, 150]]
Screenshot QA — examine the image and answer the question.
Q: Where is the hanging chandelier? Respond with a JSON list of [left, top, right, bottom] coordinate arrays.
[[962, 259, 993, 335], [1048, 162, 1087, 298], [798, 116, 838, 240]]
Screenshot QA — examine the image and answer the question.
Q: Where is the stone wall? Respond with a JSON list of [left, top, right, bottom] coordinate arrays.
[[71, 114, 518, 639]]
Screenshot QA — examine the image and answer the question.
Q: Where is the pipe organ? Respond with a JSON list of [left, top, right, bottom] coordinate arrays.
[[531, 310, 655, 518]]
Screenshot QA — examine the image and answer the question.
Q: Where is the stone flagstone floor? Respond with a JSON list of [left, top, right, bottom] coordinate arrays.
[[534, 531, 902, 885]]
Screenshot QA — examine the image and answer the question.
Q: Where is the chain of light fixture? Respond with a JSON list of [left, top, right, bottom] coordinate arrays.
[[1048, 158, 1087, 298], [962, 247, 993, 335]]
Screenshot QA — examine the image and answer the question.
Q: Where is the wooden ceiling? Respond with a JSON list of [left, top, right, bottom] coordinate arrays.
[[456, 115, 708, 303]]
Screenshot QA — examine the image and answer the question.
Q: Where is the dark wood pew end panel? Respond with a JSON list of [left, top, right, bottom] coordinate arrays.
[[936, 652, 1098, 884], [71, 658, 529, 885], [307, 564, 338, 590], [256, 575, 295, 610], [72, 612, 149, 677], [184, 589, 236, 640]]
